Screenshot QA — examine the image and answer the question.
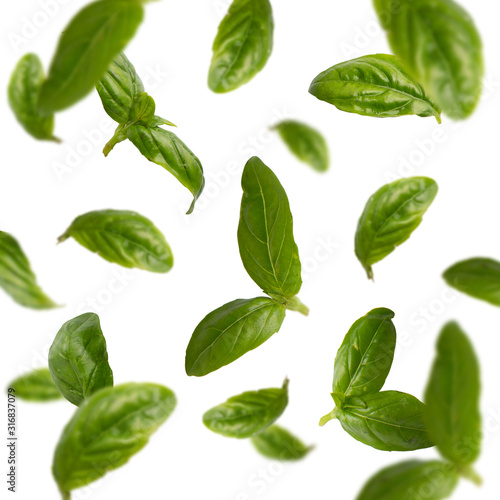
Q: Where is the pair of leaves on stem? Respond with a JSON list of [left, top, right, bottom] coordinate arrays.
[[203, 379, 312, 461], [96, 52, 205, 214], [320, 308, 433, 452], [185, 157, 308, 377], [355, 177, 438, 279], [356, 322, 482, 499], [58, 209, 173, 273]]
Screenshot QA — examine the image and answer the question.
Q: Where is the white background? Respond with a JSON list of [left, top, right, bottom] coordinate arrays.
[[1, 1, 499, 499]]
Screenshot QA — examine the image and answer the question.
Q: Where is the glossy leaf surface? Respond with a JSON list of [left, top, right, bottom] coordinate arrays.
[[251, 425, 313, 461], [9, 368, 62, 402]]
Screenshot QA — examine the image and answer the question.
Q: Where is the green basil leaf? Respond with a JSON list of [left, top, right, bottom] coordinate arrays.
[[149, 115, 176, 128], [373, 0, 484, 120], [53, 383, 176, 497], [0, 231, 58, 309], [355, 177, 438, 280], [238, 157, 305, 309], [251, 425, 313, 461], [337, 391, 433, 451], [185, 297, 286, 377], [332, 308, 396, 404], [129, 92, 156, 126], [309, 54, 441, 122], [58, 209, 173, 273], [208, 0, 274, 93], [425, 322, 481, 470], [49, 313, 113, 406], [272, 120, 329, 172], [8, 368, 62, 402], [127, 125, 205, 215], [443, 257, 500, 307], [96, 51, 145, 124], [203, 379, 288, 438], [38, 0, 144, 114], [356, 460, 459, 500], [8, 54, 59, 142]]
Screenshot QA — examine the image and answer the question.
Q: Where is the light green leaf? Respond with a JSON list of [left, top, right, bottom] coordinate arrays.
[[8, 368, 62, 402], [251, 425, 313, 461]]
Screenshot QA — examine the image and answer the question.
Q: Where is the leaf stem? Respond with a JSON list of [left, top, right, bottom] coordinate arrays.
[[103, 124, 127, 156], [319, 408, 338, 427], [459, 466, 482, 486], [285, 296, 309, 316]]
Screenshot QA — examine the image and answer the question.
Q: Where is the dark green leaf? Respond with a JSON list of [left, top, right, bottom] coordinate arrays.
[[203, 379, 288, 438], [8, 368, 62, 402], [129, 92, 156, 126], [58, 209, 173, 273], [251, 425, 313, 461], [356, 460, 459, 500], [49, 313, 113, 406], [127, 125, 205, 214], [185, 297, 286, 377], [425, 322, 481, 469], [38, 0, 144, 113], [0, 231, 58, 309], [332, 308, 396, 404], [337, 391, 433, 451], [238, 157, 304, 305], [355, 177, 438, 279], [272, 120, 329, 172], [8, 54, 59, 142], [443, 257, 500, 307], [309, 54, 441, 121], [208, 0, 274, 93], [373, 0, 484, 119], [53, 383, 176, 496]]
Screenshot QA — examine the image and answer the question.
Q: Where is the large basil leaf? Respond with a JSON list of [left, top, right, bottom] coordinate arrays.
[[208, 0, 274, 93], [337, 391, 433, 451], [53, 383, 176, 496], [185, 297, 286, 377], [95, 52, 145, 124], [309, 54, 441, 122], [251, 425, 313, 461], [425, 322, 481, 469], [0, 231, 58, 309], [49, 313, 113, 406], [9, 368, 62, 402], [238, 157, 304, 306], [203, 379, 288, 438], [332, 308, 396, 406], [443, 257, 500, 307], [356, 460, 459, 500], [127, 125, 205, 214], [58, 209, 173, 273], [8, 54, 59, 142], [373, 0, 484, 120], [38, 0, 144, 114], [355, 177, 438, 279], [272, 120, 329, 172]]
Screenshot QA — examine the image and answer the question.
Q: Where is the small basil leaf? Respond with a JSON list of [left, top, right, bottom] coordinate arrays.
[[129, 92, 156, 126], [373, 0, 484, 119], [96, 51, 145, 124], [337, 391, 433, 451], [203, 379, 289, 438], [185, 297, 286, 377], [356, 460, 459, 500], [8, 368, 62, 402], [443, 257, 500, 307], [149, 115, 176, 128], [38, 0, 144, 114], [272, 120, 329, 172], [309, 54, 441, 122], [333, 308, 396, 400], [49, 313, 113, 406], [251, 425, 313, 461], [425, 322, 481, 471], [355, 177, 438, 280], [126, 125, 205, 214], [208, 0, 274, 93], [53, 383, 176, 496], [58, 209, 173, 273], [8, 54, 59, 142], [238, 157, 304, 305], [0, 231, 58, 309]]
